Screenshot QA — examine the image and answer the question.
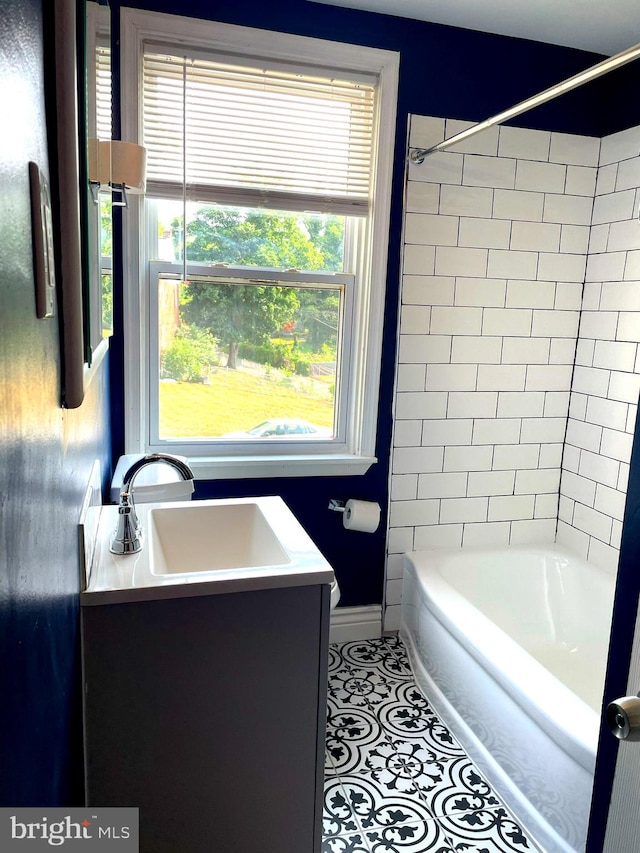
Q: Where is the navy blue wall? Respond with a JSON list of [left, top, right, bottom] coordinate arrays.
[[0, 0, 636, 819], [599, 61, 640, 138], [109, 0, 616, 608], [0, 0, 111, 805]]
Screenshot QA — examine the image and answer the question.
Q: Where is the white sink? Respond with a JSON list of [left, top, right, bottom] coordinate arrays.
[[83, 495, 335, 605], [149, 502, 291, 575]]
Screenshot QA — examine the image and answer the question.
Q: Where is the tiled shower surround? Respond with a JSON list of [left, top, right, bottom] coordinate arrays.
[[386, 116, 640, 630]]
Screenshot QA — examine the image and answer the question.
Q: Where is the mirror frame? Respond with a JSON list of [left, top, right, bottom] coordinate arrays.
[[53, 0, 85, 408], [85, 1, 113, 359], [52, 0, 109, 409]]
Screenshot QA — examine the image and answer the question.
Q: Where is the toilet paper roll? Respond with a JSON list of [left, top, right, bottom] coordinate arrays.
[[343, 499, 381, 533]]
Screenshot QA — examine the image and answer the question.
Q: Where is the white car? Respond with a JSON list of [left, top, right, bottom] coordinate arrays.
[[223, 418, 332, 438]]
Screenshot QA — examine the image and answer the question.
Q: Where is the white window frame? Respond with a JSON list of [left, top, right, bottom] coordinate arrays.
[[120, 8, 399, 479]]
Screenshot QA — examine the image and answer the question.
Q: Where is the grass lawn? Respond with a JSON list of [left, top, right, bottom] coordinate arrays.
[[159, 366, 335, 438]]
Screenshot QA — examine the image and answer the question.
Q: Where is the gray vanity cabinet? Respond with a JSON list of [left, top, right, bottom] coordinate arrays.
[[81, 583, 330, 853]]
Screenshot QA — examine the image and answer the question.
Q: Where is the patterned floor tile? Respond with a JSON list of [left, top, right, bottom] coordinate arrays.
[[322, 832, 372, 852], [382, 636, 413, 674], [363, 738, 447, 799], [438, 807, 537, 853], [413, 719, 465, 759], [324, 777, 362, 839], [324, 640, 537, 853], [374, 682, 462, 757], [326, 747, 337, 776], [363, 819, 454, 852], [376, 678, 431, 712], [328, 667, 374, 709], [333, 667, 406, 709], [326, 707, 390, 776], [338, 638, 411, 680], [418, 755, 501, 818], [327, 693, 379, 725], [329, 644, 346, 674], [337, 773, 432, 830]]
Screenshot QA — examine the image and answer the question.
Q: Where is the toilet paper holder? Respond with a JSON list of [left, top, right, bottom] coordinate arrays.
[[328, 498, 381, 533]]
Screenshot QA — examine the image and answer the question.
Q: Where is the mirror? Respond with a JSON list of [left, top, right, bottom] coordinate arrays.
[[49, 0, 111, 408], [51, 0, 85, 408], [85, 1, 113, 354]]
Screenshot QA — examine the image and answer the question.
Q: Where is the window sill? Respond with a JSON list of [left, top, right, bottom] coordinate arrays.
[[187, 453, 377, 480]]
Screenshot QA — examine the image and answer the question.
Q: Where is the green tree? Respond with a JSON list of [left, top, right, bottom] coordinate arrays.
[[173, 206, 344, 366], [101, 273, 113, 333], [301, 214, 344, 272], [99, 197, 113, 335], [296, 289, 340, 351], [162, 324, 217, 381], [183, 207, 326, 269], [100, 196, 112, 256], [181, 281, 299, 369]]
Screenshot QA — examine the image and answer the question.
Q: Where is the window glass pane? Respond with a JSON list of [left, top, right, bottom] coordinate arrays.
[[100, 195, 113, 338], [154, 201, 345, 272], [100, 196, 112, 257], [101, 271, 113, 337], [157, 275, 341, 440]]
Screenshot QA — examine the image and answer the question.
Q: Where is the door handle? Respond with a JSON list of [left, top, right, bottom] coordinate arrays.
[[606, 695, 640, 741]]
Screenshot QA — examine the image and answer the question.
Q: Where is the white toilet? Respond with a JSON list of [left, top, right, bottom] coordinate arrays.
[[110, 453, 195, 504], [330, 577, 341, 609]]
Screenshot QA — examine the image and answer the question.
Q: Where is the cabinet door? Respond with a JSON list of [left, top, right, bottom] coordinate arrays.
[[82, 584, 330, 853]]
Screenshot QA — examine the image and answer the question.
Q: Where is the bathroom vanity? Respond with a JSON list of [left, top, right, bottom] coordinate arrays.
[[81, 497, 333, 853]]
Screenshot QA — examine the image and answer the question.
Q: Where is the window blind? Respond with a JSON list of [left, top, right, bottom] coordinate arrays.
[[142, 50, 377, 216]]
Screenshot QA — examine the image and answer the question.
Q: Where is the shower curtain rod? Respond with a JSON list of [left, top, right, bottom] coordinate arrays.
[[409, 39, 640, 164]]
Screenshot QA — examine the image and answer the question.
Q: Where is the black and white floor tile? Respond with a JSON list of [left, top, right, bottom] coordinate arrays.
[[323, 638, 540, 853]]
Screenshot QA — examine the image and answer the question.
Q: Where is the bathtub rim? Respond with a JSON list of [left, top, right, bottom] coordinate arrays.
[[403, 545, 606, 772]]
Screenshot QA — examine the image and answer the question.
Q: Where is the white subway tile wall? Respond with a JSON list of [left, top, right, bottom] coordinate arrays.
[[557, 123, 640, 576], [386, 117, 640, 627]]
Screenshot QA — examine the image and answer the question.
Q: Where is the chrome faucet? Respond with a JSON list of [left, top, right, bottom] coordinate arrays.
[[110, 453, 194, 555]]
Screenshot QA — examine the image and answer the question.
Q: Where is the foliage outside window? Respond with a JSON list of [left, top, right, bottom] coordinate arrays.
[[150, 202, 347, 442], [100, 196, 113, 336]]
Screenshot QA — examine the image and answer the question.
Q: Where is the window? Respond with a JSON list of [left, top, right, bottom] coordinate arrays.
[[120, 9, 398, 477]]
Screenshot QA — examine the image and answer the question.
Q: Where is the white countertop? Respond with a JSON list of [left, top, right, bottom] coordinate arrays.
[[82, 496, 335, 606]]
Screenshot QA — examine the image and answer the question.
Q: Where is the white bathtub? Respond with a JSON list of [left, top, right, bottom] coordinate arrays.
[[399, 545, 615, 853]]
